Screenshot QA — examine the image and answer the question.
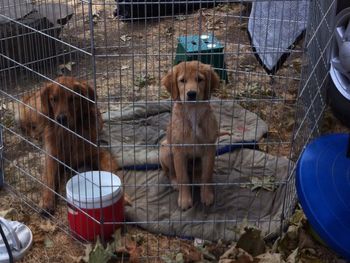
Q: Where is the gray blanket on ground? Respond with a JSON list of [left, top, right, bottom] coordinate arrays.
[[101, 100, 292, 241]]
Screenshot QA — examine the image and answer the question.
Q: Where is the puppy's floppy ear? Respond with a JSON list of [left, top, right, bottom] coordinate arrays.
[[73, 80, 101, 127], [40, 83, 53, 117], [74, 80, 96, 102], [203, 64, 220, 100], [161, 66, 179, 100]]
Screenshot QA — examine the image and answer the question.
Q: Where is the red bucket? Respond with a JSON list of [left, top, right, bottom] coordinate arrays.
[[66, 171, 124, 241]]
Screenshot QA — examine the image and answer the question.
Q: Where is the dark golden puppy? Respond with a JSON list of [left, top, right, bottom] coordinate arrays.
[[16, 78, 103, 139], [27, 76, 117, 213], [160, 61, 220, 210]]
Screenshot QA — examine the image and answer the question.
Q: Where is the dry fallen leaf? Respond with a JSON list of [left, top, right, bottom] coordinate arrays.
[[200, 241, 227, 261], [175, 252, 184, 263], [0, 208, 16, 219], [299, 247, 319, 262], [92, 6, 101, 17], [120, 35, 131, 42], [236, 228, 266, 257], [165, 26, 174, 36], [255, 252, 285, 263], [161, 254, 176, 263], [298, 227, 320, 250], [70, 255, 83, 263], [88, 238, 113, 263], [276, 225, 299, 257], [196, 244, 218, 261], [219, 246, 254, 263], [82, 244, 92, 263], [241, 176, 277, 192], [65, 62, 75, 71], [44, 237, 54, 248], [291, 58, 302, 72], [39, 220, 57, 233], [91, 6, 101, 24], [238, 22, 248, 30], [180, 242, 203, 262], [176, 15, 186, 21], [111, 228, 123, 251], [125, 238, 141, 263], [112, 229, 141, 263], [289, 208, 305, 227], [230, 217, 250, 236], [57, 61, 76, 75], [286, 248, 299, 263]]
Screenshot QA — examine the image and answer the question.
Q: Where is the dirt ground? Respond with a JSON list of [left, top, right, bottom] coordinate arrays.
[[1, 0, 349, 262]]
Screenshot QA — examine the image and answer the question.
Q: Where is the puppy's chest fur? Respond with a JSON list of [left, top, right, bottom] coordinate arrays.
[[168, 104, 218, 150], [45, 124, 98, 164]]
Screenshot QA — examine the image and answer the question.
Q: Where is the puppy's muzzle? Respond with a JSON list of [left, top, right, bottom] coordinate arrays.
[[187, 90, 197, 101], [56, 114, 68, 126]]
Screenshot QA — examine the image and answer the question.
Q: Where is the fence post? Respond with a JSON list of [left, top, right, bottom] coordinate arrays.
[[0, 125, 3, 188]]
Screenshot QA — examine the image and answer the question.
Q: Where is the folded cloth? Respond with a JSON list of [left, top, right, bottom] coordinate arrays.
[[248, 0, 309, 73]]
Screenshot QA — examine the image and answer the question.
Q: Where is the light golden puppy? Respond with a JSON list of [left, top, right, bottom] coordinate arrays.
[[160, 61, 220, 210]]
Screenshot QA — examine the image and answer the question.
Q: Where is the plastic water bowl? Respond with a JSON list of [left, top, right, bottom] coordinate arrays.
[[66, 171, 124, 241]]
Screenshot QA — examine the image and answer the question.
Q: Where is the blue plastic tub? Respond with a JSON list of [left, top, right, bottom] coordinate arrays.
[[296, 133, 350, 260]]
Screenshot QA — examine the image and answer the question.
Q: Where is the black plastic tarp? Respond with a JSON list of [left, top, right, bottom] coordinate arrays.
[[0, 0, 73, 71], [114, 0, 219, 20]]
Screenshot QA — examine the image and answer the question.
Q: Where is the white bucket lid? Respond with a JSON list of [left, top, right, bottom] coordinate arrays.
[[66, 171, 122, 209]]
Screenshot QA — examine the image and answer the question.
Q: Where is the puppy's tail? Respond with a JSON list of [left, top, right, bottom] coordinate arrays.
[[14, 93, 34, 125]]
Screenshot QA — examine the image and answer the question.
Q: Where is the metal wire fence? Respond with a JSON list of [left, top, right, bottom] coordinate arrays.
[[0, 0, 336, 259]]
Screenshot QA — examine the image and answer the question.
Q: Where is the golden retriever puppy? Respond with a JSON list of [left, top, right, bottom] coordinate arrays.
[[21, 77, 117, 214], [160, 61, 220, 210]]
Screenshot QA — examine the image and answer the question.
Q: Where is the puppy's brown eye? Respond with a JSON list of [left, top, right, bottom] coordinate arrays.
[[179, 78, 186, 84], [197, 77, 203, 82], [50, 96, 57, 104]]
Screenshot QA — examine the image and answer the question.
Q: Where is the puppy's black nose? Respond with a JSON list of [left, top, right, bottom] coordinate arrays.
[[56, 114, 68, 126], [187, 90, 197, 101]]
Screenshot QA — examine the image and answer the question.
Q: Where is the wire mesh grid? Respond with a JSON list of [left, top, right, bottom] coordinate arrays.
[[0, 0, 336, 260]]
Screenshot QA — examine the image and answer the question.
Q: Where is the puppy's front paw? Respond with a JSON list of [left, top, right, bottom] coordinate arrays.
[[201, 186, 214, 207], [40, 192, 56, 216], [177, 192, 193, 210]]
